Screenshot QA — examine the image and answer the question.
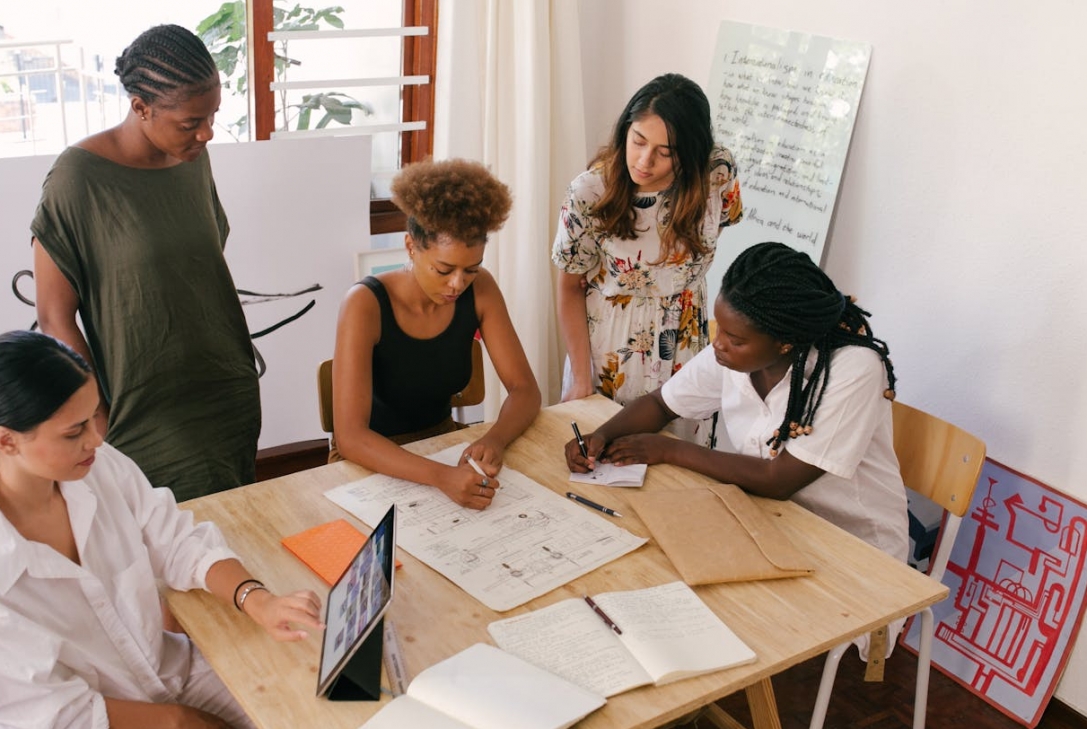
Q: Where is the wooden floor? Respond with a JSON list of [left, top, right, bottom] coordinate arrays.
[[681, 648, 1083, 729]]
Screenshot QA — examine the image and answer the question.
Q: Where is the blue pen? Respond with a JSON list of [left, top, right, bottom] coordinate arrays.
[[566, 491, 622, 518]]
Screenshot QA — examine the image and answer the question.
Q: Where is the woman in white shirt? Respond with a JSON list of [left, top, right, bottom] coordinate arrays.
[[564, 241, 908, 562], [0, 330, 324, 728]]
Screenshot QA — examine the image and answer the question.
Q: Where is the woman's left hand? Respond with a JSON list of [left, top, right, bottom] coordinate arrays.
[[602, 434, 675, 466], [242, 589, 324, 642], [460, 438, 503, 476]]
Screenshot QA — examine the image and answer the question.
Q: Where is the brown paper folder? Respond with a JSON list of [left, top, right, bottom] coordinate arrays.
[[630, 483, 815, 585]]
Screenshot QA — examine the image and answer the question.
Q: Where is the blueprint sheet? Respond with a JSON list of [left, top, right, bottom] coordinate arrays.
[[324, 445, 647, 611]]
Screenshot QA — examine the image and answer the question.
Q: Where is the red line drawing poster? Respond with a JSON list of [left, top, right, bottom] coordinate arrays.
[[901, 458, 1087, 727]]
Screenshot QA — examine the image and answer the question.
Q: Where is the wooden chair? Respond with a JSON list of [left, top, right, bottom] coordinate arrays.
[[317, 338, 486, 434], [807, 400, 986, 729]]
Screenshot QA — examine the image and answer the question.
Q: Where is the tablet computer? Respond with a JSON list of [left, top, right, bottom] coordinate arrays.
[[316, 504, 396, 698]]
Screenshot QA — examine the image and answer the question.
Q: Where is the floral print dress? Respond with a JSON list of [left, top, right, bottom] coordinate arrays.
[[552, 144, 743, 443]]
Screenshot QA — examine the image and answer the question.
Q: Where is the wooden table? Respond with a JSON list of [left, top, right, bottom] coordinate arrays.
[[167, 396, 947, 729]]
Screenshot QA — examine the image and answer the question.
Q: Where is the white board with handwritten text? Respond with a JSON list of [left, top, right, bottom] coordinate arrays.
[[706, 21, 871, 297]]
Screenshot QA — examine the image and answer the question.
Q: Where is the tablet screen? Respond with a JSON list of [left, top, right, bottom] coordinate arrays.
[[316, 504, 396, 696]]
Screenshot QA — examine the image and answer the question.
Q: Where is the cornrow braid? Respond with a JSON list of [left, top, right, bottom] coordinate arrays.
[[721, 242, 896, 456], [114, 24, 218, 106]]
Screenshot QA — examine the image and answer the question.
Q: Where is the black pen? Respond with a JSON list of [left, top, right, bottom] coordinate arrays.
[[571, 421, 589, 459], [584, 595, 623, 635], [565, 491, 622, 518]]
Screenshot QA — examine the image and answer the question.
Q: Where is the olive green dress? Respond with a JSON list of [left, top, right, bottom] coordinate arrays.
[[32, 147, 260, 501]]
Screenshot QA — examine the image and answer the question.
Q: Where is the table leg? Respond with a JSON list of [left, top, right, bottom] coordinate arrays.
[[745, 678, 783, 729]]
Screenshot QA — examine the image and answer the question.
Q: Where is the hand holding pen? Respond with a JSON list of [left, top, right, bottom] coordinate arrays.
[[566, 420, 604, 473]]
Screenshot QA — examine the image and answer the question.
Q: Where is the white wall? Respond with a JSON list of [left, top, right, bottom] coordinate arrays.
[[0, 137, 371, 451], [576, 0, 1087, 715]]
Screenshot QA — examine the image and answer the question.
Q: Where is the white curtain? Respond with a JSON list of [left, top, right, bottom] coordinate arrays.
[[434, 0, 587, 414]]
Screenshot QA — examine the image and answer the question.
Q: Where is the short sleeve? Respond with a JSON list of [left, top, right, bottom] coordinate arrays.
[[210, 168, 230, 247], [784, 348, 891, 478], [551, 169, 603, 275], [661, 347, 725, 420], [709, 145, 743, 233], [30, 151, 91, 299]]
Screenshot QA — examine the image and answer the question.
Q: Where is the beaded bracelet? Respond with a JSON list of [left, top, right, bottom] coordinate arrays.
[[237, 582, 270, 614], [232, 578, 263, 611]]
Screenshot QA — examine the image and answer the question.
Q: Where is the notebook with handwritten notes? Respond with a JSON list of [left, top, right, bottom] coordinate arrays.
[[487, 581, 755, 697]]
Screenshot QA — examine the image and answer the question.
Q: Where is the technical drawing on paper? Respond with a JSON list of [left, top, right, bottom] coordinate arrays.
[[324, 444, 647, 611]]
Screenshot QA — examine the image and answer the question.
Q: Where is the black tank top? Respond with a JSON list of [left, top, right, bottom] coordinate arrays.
[[362, 276, 478, 437]]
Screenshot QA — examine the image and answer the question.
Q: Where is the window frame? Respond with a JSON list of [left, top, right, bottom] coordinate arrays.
[[248, 0, 438, 233]]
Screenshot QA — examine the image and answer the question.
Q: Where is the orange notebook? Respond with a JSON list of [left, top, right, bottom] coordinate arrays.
[[281, 519, 400, 586]]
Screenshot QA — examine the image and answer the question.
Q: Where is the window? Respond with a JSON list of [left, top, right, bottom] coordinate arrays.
[[247, 0, 437, 233], [0, 0, 437, 232], [0, 1, 236, 157]]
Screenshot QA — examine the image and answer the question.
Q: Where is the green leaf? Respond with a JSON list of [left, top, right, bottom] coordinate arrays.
[[296, 105, 312, 130]]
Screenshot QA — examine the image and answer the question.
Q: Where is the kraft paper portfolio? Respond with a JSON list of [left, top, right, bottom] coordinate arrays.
[[630, 483, 815, 585]]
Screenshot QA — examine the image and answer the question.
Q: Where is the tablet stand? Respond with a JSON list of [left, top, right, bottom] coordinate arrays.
[[327, 617, 385, 701]]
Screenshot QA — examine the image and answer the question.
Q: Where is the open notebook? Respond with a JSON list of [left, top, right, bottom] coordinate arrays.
[[488, 581, 755, 697], [359, 643, 605, 729]]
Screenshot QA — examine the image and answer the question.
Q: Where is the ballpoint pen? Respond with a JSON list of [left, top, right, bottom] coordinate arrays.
[[565, 491, 622, 517], [571, 421, 589, 459], [583, 595, 623, 635]]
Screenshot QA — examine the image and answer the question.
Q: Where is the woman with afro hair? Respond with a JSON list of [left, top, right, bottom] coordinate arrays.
[[331, 158, 541, 509]]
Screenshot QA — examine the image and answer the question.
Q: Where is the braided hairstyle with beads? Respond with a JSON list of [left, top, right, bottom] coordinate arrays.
[[114, 24, 218, 106], [720, 242, 896, 456]]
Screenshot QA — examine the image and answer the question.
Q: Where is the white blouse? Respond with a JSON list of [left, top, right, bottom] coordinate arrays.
[[0, 443, 238, 728], [662, 344, 909, 561]]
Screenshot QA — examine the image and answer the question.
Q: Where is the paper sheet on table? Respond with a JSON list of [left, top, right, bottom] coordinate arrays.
[[568, 462, 647, 487], [324, 445, 647, 611]]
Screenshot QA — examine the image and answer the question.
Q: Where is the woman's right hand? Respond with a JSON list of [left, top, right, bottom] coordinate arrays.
[[564, 430, 606, 472], [441, 463, 499, 510]]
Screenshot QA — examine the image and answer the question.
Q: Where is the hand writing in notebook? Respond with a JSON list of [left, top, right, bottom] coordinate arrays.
[[564, 424, 607, 472]]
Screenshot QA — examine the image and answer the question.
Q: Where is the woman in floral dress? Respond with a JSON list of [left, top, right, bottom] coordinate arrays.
[[553, 73, 742, 443]]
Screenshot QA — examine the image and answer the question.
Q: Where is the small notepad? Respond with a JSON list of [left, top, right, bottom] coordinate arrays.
[[281, 519, 368, 585], [569, 462, 647, 488]]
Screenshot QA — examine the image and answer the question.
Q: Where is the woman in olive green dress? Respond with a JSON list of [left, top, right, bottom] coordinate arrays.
[[31, 24, 259, 501]]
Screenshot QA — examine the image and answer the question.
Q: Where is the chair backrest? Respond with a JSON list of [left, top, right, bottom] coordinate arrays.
[[316, 338, 486, 434], [891, 400, 986, 518], [892, 400, 986, 581]]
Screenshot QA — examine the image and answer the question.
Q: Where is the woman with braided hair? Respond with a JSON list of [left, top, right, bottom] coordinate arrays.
[[31, 24, 260, 502], [565, 242, 908, 563]]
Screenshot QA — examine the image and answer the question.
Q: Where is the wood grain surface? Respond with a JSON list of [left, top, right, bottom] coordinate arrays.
[[167, 396, 946, 729]]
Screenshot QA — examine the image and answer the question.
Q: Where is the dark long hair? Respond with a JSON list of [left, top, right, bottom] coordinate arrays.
[[0, 330, 92, 433], [591, 73, 715, 263], [720, 242, 896, 455]]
